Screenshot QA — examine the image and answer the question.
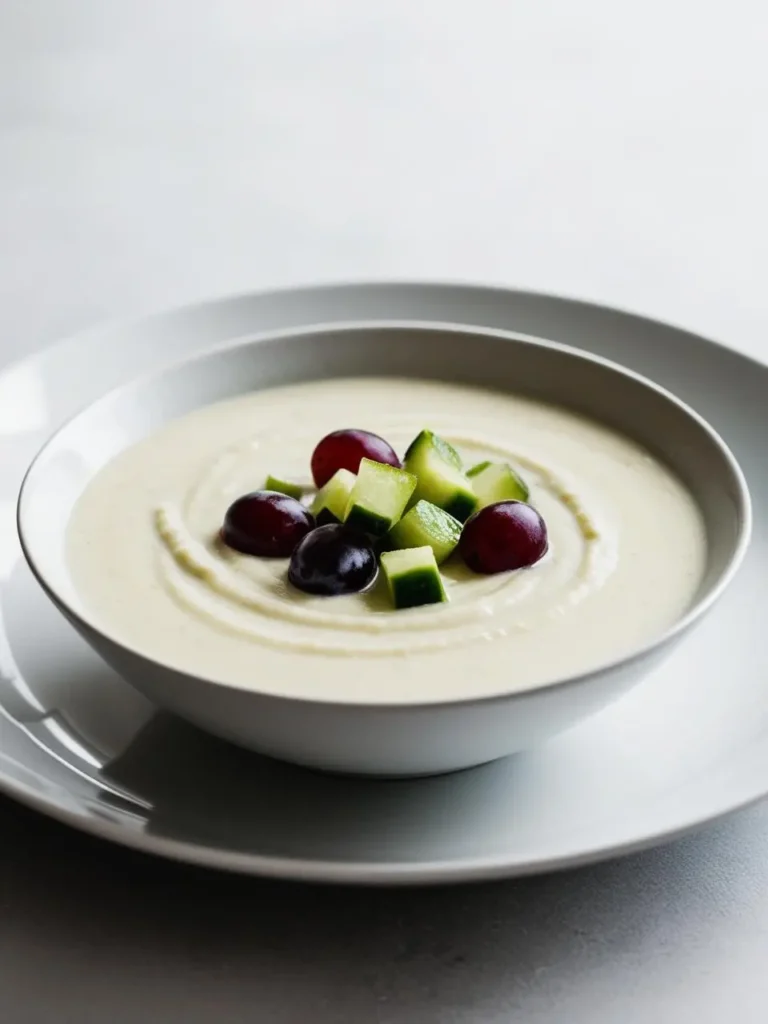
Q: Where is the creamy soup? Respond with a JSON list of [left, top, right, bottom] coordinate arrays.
[[66, 377, 707, 703]]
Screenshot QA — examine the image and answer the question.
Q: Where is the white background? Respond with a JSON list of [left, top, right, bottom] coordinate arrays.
[[2, 2, 768, 1021]]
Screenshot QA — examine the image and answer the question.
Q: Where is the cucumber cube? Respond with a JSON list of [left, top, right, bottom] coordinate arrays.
[[343, 459, 417, 537], [404, 430, 477, 522], [415, 431, 463, 469], [471, 461, 530, 506], [311, 468, 357, 524], [388, 500, 462, 564], [380, 546, 448, 609], [265, 475, 304, 500], [466, 460, 491, 479]]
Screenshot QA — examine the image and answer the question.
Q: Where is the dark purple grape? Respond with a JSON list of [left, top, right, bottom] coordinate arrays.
[[288, 524, 377, 596], [311, 429, 401, 488], [459, 501, 548, 574], [221, 491, 314, 557]]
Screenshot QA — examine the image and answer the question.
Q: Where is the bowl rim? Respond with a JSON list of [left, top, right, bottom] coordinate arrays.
[[16, 319, 753, 710]]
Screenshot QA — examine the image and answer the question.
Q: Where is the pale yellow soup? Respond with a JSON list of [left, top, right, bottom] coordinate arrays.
[[67, 378, 707, 703]]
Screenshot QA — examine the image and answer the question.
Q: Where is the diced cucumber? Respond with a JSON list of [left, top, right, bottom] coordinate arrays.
[[388, 500, 462, 564], [380, 546, 448, 609], [405, 430, 463, 470], [466, 460, 491, 479], [311, 468, 356, 524], [471, 461, 530, 506], [343, 459, 417, 537], [403, 430, 477, 522], [265, 475, 304, 499]]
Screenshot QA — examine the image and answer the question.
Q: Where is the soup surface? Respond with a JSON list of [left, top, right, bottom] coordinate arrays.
[[66, 377, 707, 702]]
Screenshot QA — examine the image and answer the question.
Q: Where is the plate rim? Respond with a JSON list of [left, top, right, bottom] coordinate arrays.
[[2, 279, 767, 884], [2, 731, 767, 886]]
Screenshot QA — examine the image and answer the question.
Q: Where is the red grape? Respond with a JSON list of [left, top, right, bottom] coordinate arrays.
[[311, 429, 401, 488], [459, 501, 548, 574], [221, 491, 314, 557], [288, 524, 377, 596]]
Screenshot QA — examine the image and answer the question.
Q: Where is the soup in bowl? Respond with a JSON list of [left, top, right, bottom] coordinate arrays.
[[17, 323, 750, 775]]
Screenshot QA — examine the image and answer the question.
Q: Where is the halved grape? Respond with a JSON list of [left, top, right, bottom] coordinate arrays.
[[288, 524, 377, 596], [311, 429, 401, 488], [459, 501, 548, 574], [221, 491, 314, 558]]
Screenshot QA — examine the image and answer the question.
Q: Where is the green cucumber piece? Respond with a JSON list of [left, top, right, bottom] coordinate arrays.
[[403, 430, 477, 522], [310, 468, 356, 523], [264, 475, 304, 500], [471, 461, 530, 506], [380, 546, 447, 609], [466, 460, 491, 479], [343, 459, 417, 536], [388, 500, 462, 564], [405, 430, 463, 469]]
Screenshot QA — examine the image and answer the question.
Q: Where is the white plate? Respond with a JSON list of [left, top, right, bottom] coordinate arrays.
[[1, 282, 766, 884]]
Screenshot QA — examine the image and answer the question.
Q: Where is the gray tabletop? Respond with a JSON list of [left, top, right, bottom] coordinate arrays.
[[3, 2, 768, 1021]]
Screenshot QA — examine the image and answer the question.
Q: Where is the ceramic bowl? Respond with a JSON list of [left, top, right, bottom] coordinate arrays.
[[16, 323, 751, 776]]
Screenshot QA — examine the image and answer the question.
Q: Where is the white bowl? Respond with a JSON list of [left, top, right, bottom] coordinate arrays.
[[17, 323, 751, 776]]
